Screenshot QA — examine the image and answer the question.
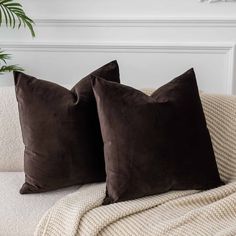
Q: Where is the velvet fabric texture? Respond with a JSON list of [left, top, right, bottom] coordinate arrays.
[[14, 61, 120, 194], [92, 69, 223, 204]]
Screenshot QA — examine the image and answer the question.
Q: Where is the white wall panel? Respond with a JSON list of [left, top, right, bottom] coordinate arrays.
[[0, 43, 234, 94], [18, 0, 236, 18], [1, 0, 236, 94]]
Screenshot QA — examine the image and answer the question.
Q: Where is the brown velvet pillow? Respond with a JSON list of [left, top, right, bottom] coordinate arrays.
[[92, 68, 223, 204], [14, 61, 120, 194]]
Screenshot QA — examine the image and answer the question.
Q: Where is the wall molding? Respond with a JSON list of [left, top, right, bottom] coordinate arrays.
[[0, 42, 233, 53], [227, 44, 236, 94], [1, 42, 235, 94], [33, 18, 236, 28]]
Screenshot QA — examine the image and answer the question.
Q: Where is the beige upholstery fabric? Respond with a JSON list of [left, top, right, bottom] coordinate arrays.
[[0, 86, 24, 171], [141, 88, 154, 96], [0, 172, 80, 236]]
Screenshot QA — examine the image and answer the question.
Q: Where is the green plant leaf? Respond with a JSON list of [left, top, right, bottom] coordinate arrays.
[[0, 64, 23, 74], [0, 50, 11, 63], [0, 1, 35, 75], [0, 0, 35, 37], [0, 49, 24, 75]]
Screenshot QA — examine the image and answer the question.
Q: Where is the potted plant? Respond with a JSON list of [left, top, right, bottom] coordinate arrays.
[[0, 0, 35, 74]]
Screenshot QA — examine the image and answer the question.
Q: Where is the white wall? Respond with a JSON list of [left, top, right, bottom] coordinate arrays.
[[17, 0, 236, 18], [1, 0, 236, 94]]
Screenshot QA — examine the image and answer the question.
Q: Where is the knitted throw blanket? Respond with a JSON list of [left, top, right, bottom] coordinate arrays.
[[35, 182, 236, 236]]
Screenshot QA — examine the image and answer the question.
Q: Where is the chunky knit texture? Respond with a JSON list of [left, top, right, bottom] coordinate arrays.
[[35, 182, 236, 236], [201, 94, 236, 183], [35, 92, 236, 236]]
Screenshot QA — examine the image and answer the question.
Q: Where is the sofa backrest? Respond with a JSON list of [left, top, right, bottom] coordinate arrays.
[[1, 86, 236, 183], [0, 86, 24, 171]]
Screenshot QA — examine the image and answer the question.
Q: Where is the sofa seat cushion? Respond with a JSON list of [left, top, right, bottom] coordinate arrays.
[[0, 172, 80, 236]]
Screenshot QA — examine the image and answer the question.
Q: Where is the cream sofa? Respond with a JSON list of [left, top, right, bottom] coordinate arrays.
[[0, 86, 80, 236], [1, 86, 236, 236]]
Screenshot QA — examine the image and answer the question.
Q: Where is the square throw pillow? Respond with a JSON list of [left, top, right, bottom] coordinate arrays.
[[14, 60, 120, 194], [92, 68, 223, 204]]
